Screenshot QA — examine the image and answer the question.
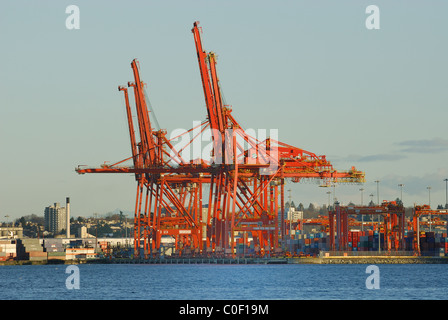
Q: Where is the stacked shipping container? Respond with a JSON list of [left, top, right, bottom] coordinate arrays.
[[419, 232, 448, 256], [0, 240, 17, 261], [1, 238, 111, 262], [299, 231, 447, 255], [17, 239, 47, 261], [44, 239, 66, 260], [350, 230, 384, 251], [290, 232, 329, 255], [66, 248, 96, 260]]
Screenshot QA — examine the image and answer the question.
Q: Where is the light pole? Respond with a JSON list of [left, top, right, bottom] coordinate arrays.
[[374, 180, 380, 205], [444, 179, 448, 209], [398, 184, 404, 204], [333, 184, 337, 202], [94, 213, 98, 254], [124, 214, 128, 248], [374, 180, 381, 253], [427, 186, 432, 232], [369, 193, 374, 229], [288, 189, 292, 254], [359, 188, 364, 232]]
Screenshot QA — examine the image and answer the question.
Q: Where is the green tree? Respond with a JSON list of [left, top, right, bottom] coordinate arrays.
[[77, 216, 85, 223], [308, 203, 316, 212], [19, 217, 26, 227]]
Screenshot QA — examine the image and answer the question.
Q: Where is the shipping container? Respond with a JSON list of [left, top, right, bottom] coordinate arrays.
[[44, 239, 63, 243], [29, 251, 47, 257], [47, 251, 66, 256], [29, 256, 47, 261], [23, 246, 44, 252], [48, 256, 66, 261], [0, 240, 16, 245], [45, 247, 64, 252], [2, 243, 17, 248]]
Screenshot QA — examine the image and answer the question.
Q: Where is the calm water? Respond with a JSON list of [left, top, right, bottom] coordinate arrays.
[[0, 263, 447, 300]]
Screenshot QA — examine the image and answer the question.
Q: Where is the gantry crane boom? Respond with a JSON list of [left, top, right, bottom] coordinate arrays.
[[192, 21, 225, 163], [129, 59, 157, 166], [118, 86, 139, 174], [192, 24, 364, 184], [208, 52, 225, 133]]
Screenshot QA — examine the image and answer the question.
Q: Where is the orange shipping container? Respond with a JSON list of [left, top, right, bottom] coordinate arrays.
[[28, 251, 47, 257], [48, 256, 66, 260]]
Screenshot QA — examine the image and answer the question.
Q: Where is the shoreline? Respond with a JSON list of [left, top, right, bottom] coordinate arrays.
[[2, 256, 448, 265]]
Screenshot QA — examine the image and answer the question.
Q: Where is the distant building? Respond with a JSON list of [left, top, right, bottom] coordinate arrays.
[[44, 203, 67, 234], [77, 226, 88, 238], [284, 201, 303, 221], [0, 226, 23, 238], [76, 225, 95, 238], [287, 207, 303, 221]]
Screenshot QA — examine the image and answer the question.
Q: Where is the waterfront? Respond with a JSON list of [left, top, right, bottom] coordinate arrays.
[[1, 264, 447, 300]]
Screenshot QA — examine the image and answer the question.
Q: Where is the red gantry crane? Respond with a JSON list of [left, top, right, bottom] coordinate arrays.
[[329, 200, 406, 252], [412, 205, 448, 255], [76, 22, 365, 258]]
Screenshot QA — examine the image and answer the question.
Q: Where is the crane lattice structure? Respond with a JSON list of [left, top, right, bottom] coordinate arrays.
[[76, 22, 364, 258]]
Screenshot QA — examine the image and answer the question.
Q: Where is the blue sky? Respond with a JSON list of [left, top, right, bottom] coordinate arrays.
[[1, 1, 447, 219]]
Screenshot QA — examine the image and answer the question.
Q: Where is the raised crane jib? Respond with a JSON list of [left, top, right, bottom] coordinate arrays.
[[192, 21, 226, 163], [129, 59, 157, 166]]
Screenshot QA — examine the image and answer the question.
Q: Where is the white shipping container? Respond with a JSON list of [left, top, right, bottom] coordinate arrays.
[[29, 257, 47, 261]]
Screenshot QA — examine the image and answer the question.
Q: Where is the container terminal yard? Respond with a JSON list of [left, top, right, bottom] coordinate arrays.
[[1, 199, 448, 264], [3, 22, 442, 265], [1, 203, 448, 265]]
